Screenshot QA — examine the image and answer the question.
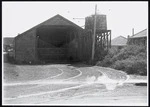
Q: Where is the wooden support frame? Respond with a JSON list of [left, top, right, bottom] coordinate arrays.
[[103, 33, 105, 48], [107, 33, 109, 50], [93, 30, 111, 60], [79, 29, 111, 62]]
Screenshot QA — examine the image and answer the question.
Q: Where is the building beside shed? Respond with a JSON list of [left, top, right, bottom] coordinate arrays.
[[3, 37, 14, 52], [111, 36, 127, 49], [3, 37, 15, 62], [127, 29, 147, 46]]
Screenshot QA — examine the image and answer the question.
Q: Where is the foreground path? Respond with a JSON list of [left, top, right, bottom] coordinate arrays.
[[3, 63, 147, 105]]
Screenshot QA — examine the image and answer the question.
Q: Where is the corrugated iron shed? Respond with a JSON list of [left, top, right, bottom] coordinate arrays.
[[14, 14, 86, 64]]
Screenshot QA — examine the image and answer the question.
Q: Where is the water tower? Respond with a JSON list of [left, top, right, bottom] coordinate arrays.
[[84, 14, 111, 61], [85, 14, 107, 31]]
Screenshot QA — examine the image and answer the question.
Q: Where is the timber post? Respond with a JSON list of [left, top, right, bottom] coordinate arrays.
[[91, 4, 97, 61]]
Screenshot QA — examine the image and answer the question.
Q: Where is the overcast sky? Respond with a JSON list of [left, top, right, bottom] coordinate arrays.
[[2, 1, 148, 39]]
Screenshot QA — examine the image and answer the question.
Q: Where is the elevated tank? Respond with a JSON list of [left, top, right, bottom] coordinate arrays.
[[85, 14, 107, 31]]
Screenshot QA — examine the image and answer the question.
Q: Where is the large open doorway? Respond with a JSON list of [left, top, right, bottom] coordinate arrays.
[[36, 25, 77, 63]]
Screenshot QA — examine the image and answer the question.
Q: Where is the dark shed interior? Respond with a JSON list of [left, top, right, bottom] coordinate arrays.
[[36, 25, 77, 62]]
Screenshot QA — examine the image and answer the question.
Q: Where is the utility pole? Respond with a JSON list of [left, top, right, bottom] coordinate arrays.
[[91, 4, 97, 61]]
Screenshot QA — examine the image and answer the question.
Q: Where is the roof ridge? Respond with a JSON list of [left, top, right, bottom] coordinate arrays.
[[112, 36, 127, 40], [119, 35, 127, 39], [15, 14, 83, 39], [15, 14, 59, 39], [56, 15, 83, 30]]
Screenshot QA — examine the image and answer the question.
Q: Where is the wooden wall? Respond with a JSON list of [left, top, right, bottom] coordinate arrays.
[[128, 37, 147, 46], [15, 30, 37, 63], [78, 30, 92, 61]]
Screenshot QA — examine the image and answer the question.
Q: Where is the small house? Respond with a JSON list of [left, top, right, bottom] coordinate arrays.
[[111, 36, 127, 49], [3, 37, 14, 52], [127, 29, 147, 46]]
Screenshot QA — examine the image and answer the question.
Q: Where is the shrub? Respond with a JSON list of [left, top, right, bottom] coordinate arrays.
[[136, 52, 147, 59], [111, 58, 134, 74], [106, 47, 120, 58], [96, 45, 147, 75], [132, 59, 147, 75], [111, 45, 146, 62], [96, 47, 120, 67], [111, 56, 147, 75]]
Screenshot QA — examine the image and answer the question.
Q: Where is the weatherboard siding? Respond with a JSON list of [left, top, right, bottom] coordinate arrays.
[[15, 30, 36, 63]]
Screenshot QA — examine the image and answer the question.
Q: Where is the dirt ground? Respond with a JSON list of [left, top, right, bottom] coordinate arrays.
[[3, 63, 148, 106]]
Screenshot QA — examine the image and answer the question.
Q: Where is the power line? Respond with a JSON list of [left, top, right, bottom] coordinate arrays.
[[73, 18, 85, 20]]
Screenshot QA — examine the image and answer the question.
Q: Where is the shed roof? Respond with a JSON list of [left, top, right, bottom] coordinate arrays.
[[111, 36, 127, 46], [3, 37, 14, 45], [130, 29, 147, 38], [15, 14, 83, 39]]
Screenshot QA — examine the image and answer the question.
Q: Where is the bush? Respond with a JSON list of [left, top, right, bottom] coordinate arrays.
[[106, 47, 120, 58], [111, 45, 146, 62], [96, 45, 147, 75], [111, 58, 147, 75], [96, 47, 120, 67]]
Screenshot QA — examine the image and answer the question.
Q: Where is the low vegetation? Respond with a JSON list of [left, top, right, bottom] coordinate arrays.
[[96, 45, 147, 76]]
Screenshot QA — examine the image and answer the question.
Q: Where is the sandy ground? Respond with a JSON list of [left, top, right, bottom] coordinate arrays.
[[3, 63, 148, 106]]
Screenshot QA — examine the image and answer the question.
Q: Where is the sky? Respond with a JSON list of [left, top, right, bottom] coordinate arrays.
[[2, 1, 148, 39]]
